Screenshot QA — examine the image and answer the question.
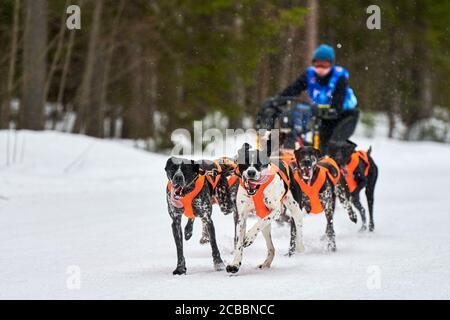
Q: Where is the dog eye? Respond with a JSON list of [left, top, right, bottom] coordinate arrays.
[[239, 164, 249, 172]]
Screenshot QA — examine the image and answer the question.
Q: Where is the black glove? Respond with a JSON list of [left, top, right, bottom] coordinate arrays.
[[261, 97, 277, 110], [326, 108, 339, 119], [312, 104, 339, 120]]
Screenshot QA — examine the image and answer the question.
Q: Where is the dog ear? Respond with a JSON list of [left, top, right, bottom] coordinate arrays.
[[312, 148, 322, 160], [237, 143, 251, 164], [190, 160, 200, 174], [344, 140, 357, 153], [346, 139, 358, 148], [260, 139, 272, 160], [164, 157, 172, 172], [294, 148, 302, 162], [242, 143, 251, 152], [165, 156, 177, 172], [344, 140, 357, 154]]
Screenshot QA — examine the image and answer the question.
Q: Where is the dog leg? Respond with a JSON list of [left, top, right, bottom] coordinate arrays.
[[171, 215, 186, 275], [202, 216, 224, 271], [276, 205, 290, 225], [184, 219, 194, 241], [233, 208, 239, 250], [351, 193, 367, 232], [324, 186, 337, 252], [288, 218, 297, 256], [215, 177, 234, 216], [284, 191, 305, 255], [243, 211, 276, 248], [258, 224, 275, 269], [199, 220, 210, 245], [336, 179, 357, 224], [366, 188, 375, 232], [366, 164, 378, 232], [226, 194, 251, 274]]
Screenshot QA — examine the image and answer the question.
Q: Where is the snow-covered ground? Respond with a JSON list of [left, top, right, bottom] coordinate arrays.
[[1, 130, 450, 299]]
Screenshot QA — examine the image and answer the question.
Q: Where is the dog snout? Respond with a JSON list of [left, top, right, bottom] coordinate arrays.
[[302, 159, 312, 167], [173, 172, 185, 186], [246, 168, 257, 179]]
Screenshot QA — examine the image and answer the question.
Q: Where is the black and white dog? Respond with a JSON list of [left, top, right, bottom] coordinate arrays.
[[184, 157, 237, 246], [226, 144, 304, 274], [291, 147, 357, 252], [329, 140, 378, 231], [165, 157, 233, 275]]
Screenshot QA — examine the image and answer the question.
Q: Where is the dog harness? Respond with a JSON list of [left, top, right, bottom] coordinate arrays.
[[227, 174, 239, 187], [344, 151, 370, 193], [167, 175, 206, 219], [239, 162, 291, 219], [293, 157, 340, 214], [204, 160, 222, 190]]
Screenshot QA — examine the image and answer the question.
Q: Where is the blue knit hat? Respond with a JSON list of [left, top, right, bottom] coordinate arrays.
[[313, 44, 335, 63]]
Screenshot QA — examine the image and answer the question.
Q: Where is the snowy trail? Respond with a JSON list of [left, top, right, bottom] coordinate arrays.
[[1, 131, 450, 299]]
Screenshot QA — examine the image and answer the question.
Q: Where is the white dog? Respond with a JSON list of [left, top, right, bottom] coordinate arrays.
[[226, 144, 304, 274]]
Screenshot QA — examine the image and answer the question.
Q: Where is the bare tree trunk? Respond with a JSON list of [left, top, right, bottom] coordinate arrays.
[[304, 0, 318, 66], [402, 0, 428, 140], [231, 3, 245, 128], [100, 0, 125, 138], [57, 29, 76, 132], [21, 0, 47, 130], [1, 0, 20, 129], [86, 50, 105, 137], [386, 28, 399, 139], [45, 0, 68, 103], [122, 42, 145, 139], [387, 93, 400, 138], [74, 0, 104, 134], [278, 26, 295, 91], [258, 56, 271, 109], [148, 58, 158, 138], [46, 0, 69, 129]]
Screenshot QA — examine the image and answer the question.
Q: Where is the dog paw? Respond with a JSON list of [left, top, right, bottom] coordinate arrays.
[[214, 261, 225, 271], [349, 213, 358, 224], [243, 236, 255, 248], [184, 231, 193, 241], [359, 225, 367, 232], [172, 266, 187, 275], [223, 210, 233, 216], [257, 263, 271, 269], [226, 264, 240, 274], [327, 242, 337, 252], [369, 224, 375, 232], [199, 236, 210, 245], [285, 250, 295, 257], [296, 243, 305, 253]]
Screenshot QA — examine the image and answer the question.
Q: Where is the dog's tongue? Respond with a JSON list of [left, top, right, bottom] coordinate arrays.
[[257, 173, 270, 185], [170, 188, 184, 208], [247, 180, 258, 189], [247, 170, 271, 190], [303, 167, 311, 177]]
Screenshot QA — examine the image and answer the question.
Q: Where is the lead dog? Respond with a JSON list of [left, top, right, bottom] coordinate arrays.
[[165, 157, 233, 275], [226, 143, 304, 274], [329, 140, 378, 231], [291, 147, 357, 251]]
